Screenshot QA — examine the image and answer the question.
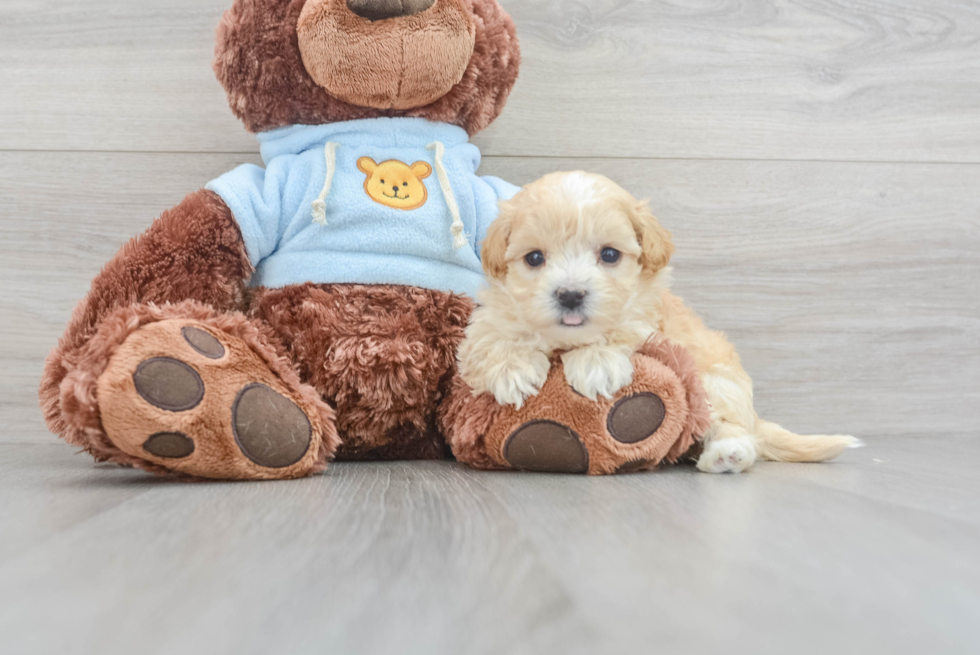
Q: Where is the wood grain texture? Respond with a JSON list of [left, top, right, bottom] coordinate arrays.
[[0, 440, 977, 655], [1, 0, 979, 161], [2, 152, 976, 444]]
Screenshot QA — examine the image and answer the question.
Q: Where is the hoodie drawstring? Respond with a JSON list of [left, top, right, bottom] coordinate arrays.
[[427, 141, 468, 250], [311, 141, 340, 226]]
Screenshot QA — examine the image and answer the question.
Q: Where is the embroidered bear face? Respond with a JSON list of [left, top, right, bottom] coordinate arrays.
[[357, 157, 432, 210]]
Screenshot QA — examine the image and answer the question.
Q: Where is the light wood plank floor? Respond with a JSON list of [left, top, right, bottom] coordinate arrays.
[[1, 438, 978, 655], [1, 0, 978, 652]]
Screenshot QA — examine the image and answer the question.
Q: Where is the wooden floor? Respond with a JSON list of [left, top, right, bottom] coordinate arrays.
[[1, 437, 979, 654], [1, 0, 978, 652]]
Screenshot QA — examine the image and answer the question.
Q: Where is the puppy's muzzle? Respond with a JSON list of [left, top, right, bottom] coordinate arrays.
[[556, 289, 587, 310]]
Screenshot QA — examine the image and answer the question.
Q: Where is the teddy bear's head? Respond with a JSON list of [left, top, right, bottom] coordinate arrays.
[[214, 0, 520, 135]]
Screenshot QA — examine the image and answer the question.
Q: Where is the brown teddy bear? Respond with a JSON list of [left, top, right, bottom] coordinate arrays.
[[39, 0, 710, 480]]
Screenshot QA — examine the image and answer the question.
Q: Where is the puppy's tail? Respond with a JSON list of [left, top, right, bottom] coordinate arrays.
[[755, 419, 863, 463]]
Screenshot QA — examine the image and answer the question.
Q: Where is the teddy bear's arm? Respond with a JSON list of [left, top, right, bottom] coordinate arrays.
[[40, 189, 253, 415], [205, 160, 297, 267]]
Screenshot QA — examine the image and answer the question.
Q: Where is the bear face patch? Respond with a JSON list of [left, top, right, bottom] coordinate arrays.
[[357, 157, 432, 211]]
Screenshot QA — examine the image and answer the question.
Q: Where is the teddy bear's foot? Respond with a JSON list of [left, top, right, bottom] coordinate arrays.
[[442, 339, 712, 475], [76, 309, 338, 480], [500, 392, 670, 474]]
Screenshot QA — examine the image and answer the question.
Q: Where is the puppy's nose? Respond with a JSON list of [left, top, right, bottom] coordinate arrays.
[[556, 289, 587, 310], [347, 0, 435, 21]]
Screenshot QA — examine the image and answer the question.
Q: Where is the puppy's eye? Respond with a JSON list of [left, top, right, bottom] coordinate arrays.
[[600, 247, 622, 264], [403, 182, 409, 187], [524, 251, 546, 268], [380, 179, 386, 184]]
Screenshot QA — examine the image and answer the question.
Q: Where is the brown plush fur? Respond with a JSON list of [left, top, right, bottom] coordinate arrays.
[[250, 283, 472, 459], [40, 189, 251, 444], [643, 337, 713, 463], [52, 301, 339, 478], [438, 373, 516, 472], [440, 337, 712, 475], [338, 421, 447, 461], [214, 0, 520, 135]]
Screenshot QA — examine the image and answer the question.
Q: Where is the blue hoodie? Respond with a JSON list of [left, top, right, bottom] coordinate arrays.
[[205, 117, 519, 297]]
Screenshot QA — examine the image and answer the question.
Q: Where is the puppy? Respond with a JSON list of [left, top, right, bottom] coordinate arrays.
[[458, 171, 860, 473]]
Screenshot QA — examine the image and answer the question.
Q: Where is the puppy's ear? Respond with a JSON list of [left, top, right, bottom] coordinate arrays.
[[628, 200, 674, 273], [482, 206, 513, 280]]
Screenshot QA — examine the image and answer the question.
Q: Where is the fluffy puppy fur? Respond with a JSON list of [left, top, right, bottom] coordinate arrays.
[[459, 172, 861, 473]]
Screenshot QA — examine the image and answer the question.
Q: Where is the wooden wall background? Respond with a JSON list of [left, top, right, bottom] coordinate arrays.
[[1, 0, 978, 445]]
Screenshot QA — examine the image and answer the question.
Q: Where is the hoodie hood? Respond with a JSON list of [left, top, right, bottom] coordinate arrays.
[[256, 118, 471, 164]]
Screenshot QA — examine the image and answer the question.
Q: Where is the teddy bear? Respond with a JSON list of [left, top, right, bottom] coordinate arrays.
[[39, 0, 710, 480]]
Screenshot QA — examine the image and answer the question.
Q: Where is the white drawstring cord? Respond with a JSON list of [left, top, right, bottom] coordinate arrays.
[[311, 141, 340, 226], [427, 141, 467, 249]]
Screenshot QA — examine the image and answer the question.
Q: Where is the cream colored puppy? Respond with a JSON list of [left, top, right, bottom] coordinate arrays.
[[458, 171, 860, 473]]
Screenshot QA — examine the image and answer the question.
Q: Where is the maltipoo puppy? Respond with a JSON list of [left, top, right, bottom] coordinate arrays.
[[458, 171, 860, 473]]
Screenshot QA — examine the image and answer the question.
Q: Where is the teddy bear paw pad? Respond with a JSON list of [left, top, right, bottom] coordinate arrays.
[[503, 420, 589, 473], [181, 326, 226, 359], [133, 357, 205, 412], [607, 392, 666, 444], [232, 383, 312, 468], [143, 432, 196, 459]]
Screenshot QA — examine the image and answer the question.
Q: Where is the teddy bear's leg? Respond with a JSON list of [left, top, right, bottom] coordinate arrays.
[[251, 283, 472, 460], [42, 189, 249, 428], [40, 190, 338, 479], [59, 303, 339, 479], [440, 339, 712, 475]]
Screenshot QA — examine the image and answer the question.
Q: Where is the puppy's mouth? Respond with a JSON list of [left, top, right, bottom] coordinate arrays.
[[560, 313, 588, 327]]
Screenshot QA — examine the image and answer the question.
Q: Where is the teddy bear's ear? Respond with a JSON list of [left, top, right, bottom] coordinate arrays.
[[411, 162, 433, 180], [357, 157, 378, 174]]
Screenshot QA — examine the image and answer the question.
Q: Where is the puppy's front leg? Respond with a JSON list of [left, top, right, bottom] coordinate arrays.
[[562, 343, 635, 401], [459, 336, 551, 409], [485, 343, 551, 408]]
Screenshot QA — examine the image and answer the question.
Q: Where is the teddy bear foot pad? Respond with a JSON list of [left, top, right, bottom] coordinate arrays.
[[97, 319, 329, 480], [502, 392, 666, 474], [487, 363, 682, 475]]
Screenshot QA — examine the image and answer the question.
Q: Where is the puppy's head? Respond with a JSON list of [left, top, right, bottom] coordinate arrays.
[[483, 171, 673, 340]]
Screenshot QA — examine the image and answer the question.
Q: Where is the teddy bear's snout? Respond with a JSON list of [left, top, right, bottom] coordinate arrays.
[[347, 0, 436, 21]]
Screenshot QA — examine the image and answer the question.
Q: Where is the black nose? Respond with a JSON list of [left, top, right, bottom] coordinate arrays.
[[556, 289, 587, 310], [347, 0, 435, 21]]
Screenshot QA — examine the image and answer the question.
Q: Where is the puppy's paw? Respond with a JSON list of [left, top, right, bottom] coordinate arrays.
[[696, 436, 757, 474], [562, 345, 634, 401], [486, 351, 551, 409]]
